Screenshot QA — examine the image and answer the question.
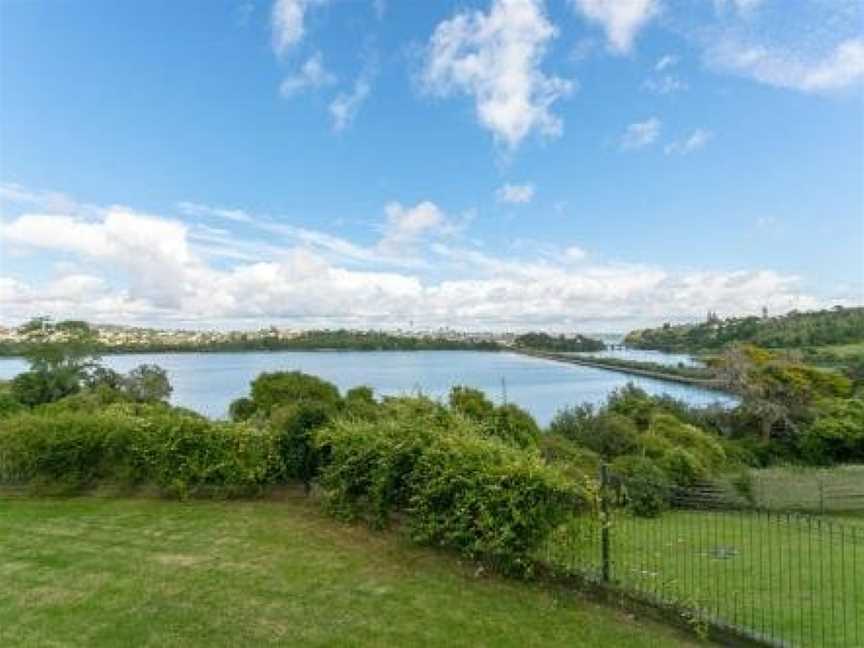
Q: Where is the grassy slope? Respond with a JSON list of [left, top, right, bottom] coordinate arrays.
[[0, 493, 695, 648]]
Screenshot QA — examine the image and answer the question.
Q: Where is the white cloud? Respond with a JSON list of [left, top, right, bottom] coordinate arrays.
[[655, 54, 677, 71], [564, 245, 587, 261], [642, 74, 687, 94], [0, 186, 841, 330], [620, 117, 661, 150], [280, 52, 336, 97], [709, 37, 864, 93], [271, 0, 327, 56], [496, 183, 536, 204], [570, 0, 659, 54], [714, 0, 764, 15], [329, 72, 373, 132], [664, 129, 713, 155], [377, 201, 460, 255], [422, 0, 573, 149], [176, 201, 254, 223]]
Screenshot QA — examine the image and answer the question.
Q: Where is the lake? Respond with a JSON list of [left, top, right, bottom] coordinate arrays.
[[0, 351, 730, 426]]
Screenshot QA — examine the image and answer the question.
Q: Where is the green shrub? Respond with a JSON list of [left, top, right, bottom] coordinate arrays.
[[635, 432, 675, 460], [491, 403, 540, 448], [0, 391, 25, 418], [315, 414, 441, 526], [246, 371, 342, 416], [649, 414, 726, 470], [448, 385, 496, 421], [606, 384, 656, 431], [10, 370, 80, 407], [316, 397, 581, 574], [610, 455, 670, 517], [0, 408, 279, 497], [408, 433, 582, 575], [229, 396, 256, 422], [548, 403, 595, 443], [798, 398, 864, 465], [539, 433, 600, 479], [658, 447, 707, 486], [343, 385, 380, 420], [270, 400, 335, 489], [122, 364, 172, 402]]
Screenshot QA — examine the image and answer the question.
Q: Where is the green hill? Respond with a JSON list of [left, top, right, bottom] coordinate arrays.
[[624, 306, 864, 352]]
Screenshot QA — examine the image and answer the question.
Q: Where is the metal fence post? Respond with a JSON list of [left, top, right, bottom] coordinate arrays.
[[600, 463, 611, 583]]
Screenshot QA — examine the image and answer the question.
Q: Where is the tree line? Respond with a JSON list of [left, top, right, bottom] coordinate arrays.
[[624, 306, 864, 352]]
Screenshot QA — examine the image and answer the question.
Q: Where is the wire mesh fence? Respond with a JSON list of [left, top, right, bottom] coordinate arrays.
[[538, 466, 864, 647]]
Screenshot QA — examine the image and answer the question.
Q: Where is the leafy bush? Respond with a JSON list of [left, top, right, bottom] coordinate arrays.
[[448, 387, 540, 448], [315, 397, 582, 574], [246, 371, 342, 417], [270, 400, 335, 489], [0, 391, 24, 418], [122, 364, 172, 402], [658, 447, 707, 486], [0, 408, 279, 497], [11, 370, 80, 407], [343, 385, 380, 420], [539, 433, 600, 479], [491, 403, 540, 448], [548, 403, 595, 443], [408, 433, 582, 575], [609, 455, 670, 517], [549, 406, 639, 460], [606, 384, 657, 430], [229, 397, 256, 422], [798, 398, 864, 465], [315, 414, 441, 526], [449, 386, 495, 421], [649, 413, 726, 470]]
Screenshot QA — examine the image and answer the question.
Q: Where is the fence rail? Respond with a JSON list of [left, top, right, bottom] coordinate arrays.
[[539, 467, 863, 647]]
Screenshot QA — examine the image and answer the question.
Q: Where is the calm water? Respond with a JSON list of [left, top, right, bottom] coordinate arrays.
[[0, 351, 729, 426]]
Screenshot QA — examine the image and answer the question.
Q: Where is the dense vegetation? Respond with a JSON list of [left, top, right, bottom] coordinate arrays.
[[624, 306, 864, 352], [1, 329, 862, 577], [513, 332, 605, 352]]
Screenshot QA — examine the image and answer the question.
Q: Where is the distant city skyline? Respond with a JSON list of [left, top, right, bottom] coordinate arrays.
[[1, 0, 862, 331]]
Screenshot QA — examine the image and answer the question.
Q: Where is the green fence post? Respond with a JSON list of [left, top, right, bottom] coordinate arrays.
[[600, 463, 611, 583]]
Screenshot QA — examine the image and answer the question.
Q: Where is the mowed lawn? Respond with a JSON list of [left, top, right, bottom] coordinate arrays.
[[0, 493, 696, 648], [543, 509, 864, 647]]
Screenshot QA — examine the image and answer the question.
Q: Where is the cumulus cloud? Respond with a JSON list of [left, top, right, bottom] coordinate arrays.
[[280, 52, 336, 97], [271, 0, 328, 56], [377, 201, 460, 254], [570, 0, 659, 54], [664, 129, 713, 155], [619, 117, 661, 150], [422, 0, 573, 149], [0, 186, 839, 330], [496, 183, 535, 204]]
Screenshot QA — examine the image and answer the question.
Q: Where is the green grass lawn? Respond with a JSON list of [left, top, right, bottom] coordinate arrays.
[[0, 492, 697, 648], [542, 509, 864, 647], [747, 464, 864, 514]]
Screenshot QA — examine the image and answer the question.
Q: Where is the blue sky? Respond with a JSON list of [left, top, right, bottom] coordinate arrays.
[[0, 0, 862, 331]]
